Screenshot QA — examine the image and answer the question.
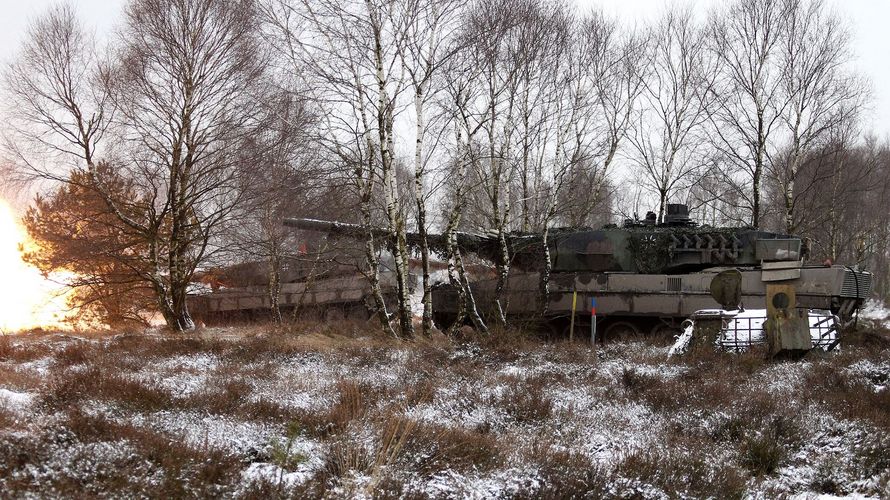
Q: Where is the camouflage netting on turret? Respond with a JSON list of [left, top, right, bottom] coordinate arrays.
[[628, 231, 676, 274]]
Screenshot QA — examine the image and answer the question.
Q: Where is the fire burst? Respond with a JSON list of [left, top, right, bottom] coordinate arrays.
[[0, 199, 71, 332]]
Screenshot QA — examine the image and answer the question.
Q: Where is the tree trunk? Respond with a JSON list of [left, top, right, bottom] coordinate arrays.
[[268, 252, 282, 324], [168, 282, 195, 332], [752, 114, 766, 229], [657, 189, 668, 224], [539, 224, 552, 316], [361, 165, 397, 339], [413, 91, 433, 336], [372, 17, 413, 338], [446, 226, 487, 334], [448, 123, 487, 334]]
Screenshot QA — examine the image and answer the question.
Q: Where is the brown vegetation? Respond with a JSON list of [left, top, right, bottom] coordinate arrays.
[[0, 325, 887, 497]]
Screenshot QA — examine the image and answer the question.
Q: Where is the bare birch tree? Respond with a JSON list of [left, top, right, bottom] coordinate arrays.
[[628, 8, 717, 223], [392, 0, 462, 336], [708, 0, 792, 228], [265, 0, 421, 337], [774, 0, 867, 233], [447, 0, 537, 325]]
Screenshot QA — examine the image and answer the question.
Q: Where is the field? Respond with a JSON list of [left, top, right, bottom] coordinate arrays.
[[0, 321, 888, 499]]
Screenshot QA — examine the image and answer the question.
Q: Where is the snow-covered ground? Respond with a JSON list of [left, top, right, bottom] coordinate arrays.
[[861, 299, 890, 329], [0, 329, 887, 498]]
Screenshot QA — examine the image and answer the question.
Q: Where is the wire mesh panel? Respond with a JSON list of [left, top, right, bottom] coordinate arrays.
[[714, 310, 839, 351], [808, 312, 840, 350], [718, 313, 765, 351]]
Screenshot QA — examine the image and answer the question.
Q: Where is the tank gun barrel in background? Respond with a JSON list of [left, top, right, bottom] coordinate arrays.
[[283, 218, 388, 240]]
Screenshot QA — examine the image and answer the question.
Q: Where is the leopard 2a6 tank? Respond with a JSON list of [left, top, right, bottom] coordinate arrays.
[[424, 203, 871, 338]]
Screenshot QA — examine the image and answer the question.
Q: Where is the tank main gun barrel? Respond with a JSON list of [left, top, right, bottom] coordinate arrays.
[[283, 218, 503, 261]]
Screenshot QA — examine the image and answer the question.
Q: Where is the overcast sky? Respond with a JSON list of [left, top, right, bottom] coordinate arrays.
[[1, 0, 888, 136]]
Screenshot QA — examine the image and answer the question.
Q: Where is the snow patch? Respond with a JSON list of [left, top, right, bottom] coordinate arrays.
[[0, 388, 34, 412], [131, 410, 280, 455], [845, 359, 890, 392], [860, 299, 890, 329]]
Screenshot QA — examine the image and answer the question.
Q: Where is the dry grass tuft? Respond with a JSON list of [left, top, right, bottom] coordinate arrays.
[[329, 379, 367, 428], [618, 445, 747, 499], [42, 366, 173, 412], [499, 374, 553, 424], [398, 420, 501, 476], [0, 336, 52, 363]]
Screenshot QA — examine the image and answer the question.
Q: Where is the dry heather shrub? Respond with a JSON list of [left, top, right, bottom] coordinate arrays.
[[541, 341, 597, 365], [856, 433, 890, 484], [402, 346, 451, 376], [458, 325, 537, 362], [0, 336, 52, 363], [182, 373, 309, 423], [620, 366, 657, 392], [516, 442, 610, 500], [53, 341, 97, 367], [618, 446, 746, 499], [190, 377, 252, 413], [805, 358, 890, 429], [221, 334, 315, 363], [739, 413, 803, 476], [842, 326, 890, 349], [397, 421, 501, 476], [340, 345, 396, 368], [113, 335, 227, 362], [0, 365, 42, 391], [41, 366, 173, 412], [739, 432, 787, 476], [1, 409, 243, 498], [402, 377, 437, 407], [627, 355, 782, 416], [619, 367, 680, 411], [238, 473, 329, 500], [0, 408, 17, 430], [500, 374, 553, 424], [709, 413, 749, 443], [0, 336, 11, 357]]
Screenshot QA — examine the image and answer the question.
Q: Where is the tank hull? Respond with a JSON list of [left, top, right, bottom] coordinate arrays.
[[432, 265, 871, 334]]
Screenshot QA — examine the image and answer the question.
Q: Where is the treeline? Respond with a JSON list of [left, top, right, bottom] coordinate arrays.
[[2, 0, 887, 334]]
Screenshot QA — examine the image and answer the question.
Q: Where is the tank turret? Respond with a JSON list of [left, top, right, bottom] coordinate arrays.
[[284, 204, 803, 275]]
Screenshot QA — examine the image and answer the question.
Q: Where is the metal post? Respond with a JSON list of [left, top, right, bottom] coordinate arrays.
[[591, 315, 597, 345], [569, 290, 577, 341], [590, 297, 597, 345]]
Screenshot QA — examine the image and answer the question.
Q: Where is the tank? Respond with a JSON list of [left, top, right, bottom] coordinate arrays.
[[424, 204, 870, 337], [187, 239, 419, 325]]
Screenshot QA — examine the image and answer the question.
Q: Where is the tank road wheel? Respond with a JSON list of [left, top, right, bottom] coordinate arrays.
[[603, 321, 641, 342], [650, 320, 682, 345], [538, 319, 570, 341], [323, 306, 345, 322], [432, 313, 457, 332]]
